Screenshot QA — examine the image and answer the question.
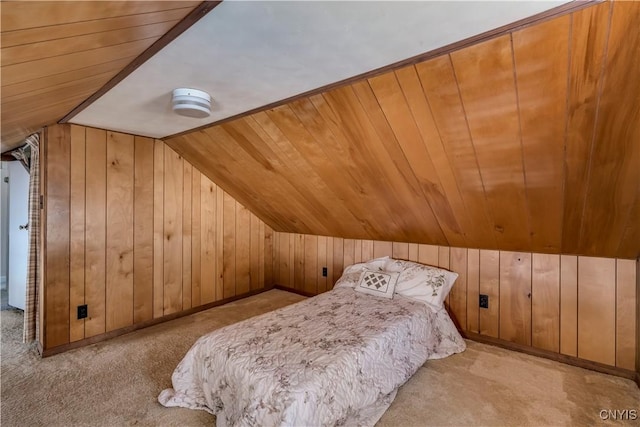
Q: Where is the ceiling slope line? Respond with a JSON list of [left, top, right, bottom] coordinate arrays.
[[58, 1, 221, 125], [164, 0, 601, 141]]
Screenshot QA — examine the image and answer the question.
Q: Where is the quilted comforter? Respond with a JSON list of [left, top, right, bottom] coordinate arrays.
[[158, 287, 465, 426]]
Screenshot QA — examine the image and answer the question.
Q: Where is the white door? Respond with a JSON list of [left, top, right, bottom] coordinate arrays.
[[8, 161, 29, 310]]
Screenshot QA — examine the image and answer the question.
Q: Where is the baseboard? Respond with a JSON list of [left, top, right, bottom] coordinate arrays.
[[41, 287, 270, 357], [273, 284, 316, 298], [462, 331, 637, 382]]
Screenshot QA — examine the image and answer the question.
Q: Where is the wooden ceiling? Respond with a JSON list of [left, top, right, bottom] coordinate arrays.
[[1, 1, 201, 151], [166, 1, 640, 259]]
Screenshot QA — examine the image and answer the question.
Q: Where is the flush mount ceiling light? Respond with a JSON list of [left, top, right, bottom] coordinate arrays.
[[171, 88, 212, 118]]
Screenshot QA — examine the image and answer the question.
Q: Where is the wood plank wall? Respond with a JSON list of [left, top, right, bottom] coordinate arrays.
[[273, 231, 637, 371], [42, 124, 274, 350]]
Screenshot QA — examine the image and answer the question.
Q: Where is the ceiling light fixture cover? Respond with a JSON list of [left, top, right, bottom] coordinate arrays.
[[171, 88, 211, 118]]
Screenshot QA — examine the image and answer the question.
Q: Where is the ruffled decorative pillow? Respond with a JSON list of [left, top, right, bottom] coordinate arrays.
[[384, 258, 458, 311]]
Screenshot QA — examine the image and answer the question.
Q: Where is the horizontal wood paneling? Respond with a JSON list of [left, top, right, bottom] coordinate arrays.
[[1, 1, 201, 150], [272, 231, 637, 370], [167, 2, 639, 260], [41, 124, 275, 351]]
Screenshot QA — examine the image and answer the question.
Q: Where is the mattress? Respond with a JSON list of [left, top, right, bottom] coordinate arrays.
[[158, 287, 466, 426]]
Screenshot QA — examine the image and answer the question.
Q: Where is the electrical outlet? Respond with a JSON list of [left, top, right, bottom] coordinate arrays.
[[479, 294, 489, 309], [77, 304, 88, 319], [322, 267, 328, 277]]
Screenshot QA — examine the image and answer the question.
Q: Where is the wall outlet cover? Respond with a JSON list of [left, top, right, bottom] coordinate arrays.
[[77, 304, 88, 319], [479, 294, 489, 309]]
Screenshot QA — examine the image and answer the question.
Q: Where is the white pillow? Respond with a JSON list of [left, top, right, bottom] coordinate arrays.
[[384, 258, 458, 310], [354, 268, 399, 299], [333, 256, 390, 289]]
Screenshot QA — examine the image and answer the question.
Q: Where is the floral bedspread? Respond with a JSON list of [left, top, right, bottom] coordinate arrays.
[[158, 288, 466, 426]]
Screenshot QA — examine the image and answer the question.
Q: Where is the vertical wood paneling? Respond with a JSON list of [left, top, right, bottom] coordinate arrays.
[[418, 244, 439, 266], [133, 136, 154, 324], [215, 187, 224, 300], [46, 125, 71, 348], [578, 257, 616, 365], [152, 139, 164, 319], [449, 247, 467, 330], [438, 246, 450, 269], [235, 203, 251, 295], [353, 239, 362, 264], [479, 250, 500, 338], [439, 246, 451, 307], [332, 237, 344, 288], [317, 236, 327, 293], [560, 255, 578, 357], [43, 125, 275, 350], [294, 233, 305, 290], [373, 240, 392, 258], [272, 232, 280, 285], [343, 239, 356, 267], [105, 132, 134, 332], [532, 254, 560, 352], [392, 242, 409, 260], [288, 234, 295, 287], [200, 176, 215, 304], [271, 231, 636, 370], [84, 127, 106, 337], [223, 192, 236, 298], [190, 169, 201, 307], [277, 232, 290, 287], [467, 248, 480, 333], [408, 243, 419, 262], [616, 259, 636, 370], [361, 239, 374, 262], [182, 163, 192, 309], [69, 125, 85, 342], [304, 235, 318, 294], [499, 252, 532, 346], [250, 214, 261, 291], [162, 146, 183, 316], [263, 224, 272, 287], [326, 237, 334, 289]]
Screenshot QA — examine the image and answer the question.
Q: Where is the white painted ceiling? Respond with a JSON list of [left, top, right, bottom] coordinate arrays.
[[70, 1, 567, 139]]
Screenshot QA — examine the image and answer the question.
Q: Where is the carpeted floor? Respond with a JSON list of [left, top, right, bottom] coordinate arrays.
[[1, 289, 638, 426]]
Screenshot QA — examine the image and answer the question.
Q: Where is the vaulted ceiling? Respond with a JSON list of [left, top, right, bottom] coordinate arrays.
[[1, 1, 638, 259], [166, 1, 639, 259]]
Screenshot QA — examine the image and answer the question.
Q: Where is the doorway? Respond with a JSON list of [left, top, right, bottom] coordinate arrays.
[[1, 160, 29, 313]]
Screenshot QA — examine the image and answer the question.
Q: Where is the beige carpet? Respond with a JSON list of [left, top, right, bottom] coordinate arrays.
[[1, 289, 638, 426]]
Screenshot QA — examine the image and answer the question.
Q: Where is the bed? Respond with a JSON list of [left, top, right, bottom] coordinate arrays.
[[158, 257, 466, 426]]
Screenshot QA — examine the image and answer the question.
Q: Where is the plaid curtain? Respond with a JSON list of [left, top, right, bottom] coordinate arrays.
[[22, 133, 40, 343]]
